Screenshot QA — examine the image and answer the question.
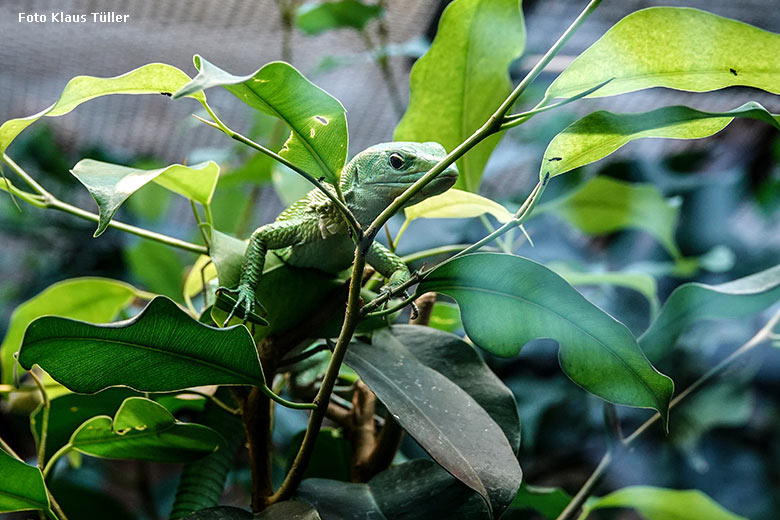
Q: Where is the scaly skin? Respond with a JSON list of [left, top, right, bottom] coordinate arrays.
[[224, 141, 459, 323]]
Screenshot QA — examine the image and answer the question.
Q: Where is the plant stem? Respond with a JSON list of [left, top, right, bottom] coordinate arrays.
[[555, 307, 780, 520], [268, 249, 366, 505], [42, 443, 72, 479], [2, 154, 208, 254], [29, 370, 50, 473], [0, 434, 22, 459]]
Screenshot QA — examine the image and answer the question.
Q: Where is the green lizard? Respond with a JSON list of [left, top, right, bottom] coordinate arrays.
[[222, 141, 459, 324]]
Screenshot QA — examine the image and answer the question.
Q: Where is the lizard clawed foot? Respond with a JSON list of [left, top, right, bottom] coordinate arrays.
[[217, 285, 265, 327]]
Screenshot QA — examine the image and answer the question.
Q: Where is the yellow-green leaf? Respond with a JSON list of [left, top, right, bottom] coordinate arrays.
[[404, 188, 514, 223]]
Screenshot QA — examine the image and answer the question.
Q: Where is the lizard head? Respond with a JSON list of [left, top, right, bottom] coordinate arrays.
[[342, 141, 459, 224]]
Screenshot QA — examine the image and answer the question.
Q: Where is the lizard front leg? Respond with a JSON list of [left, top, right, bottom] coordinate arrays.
[[223, 219, 305, 325], [366, 241, 411, 291]]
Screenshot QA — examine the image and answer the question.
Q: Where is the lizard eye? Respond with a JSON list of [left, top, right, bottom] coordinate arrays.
[[388, 152, 406, 170]]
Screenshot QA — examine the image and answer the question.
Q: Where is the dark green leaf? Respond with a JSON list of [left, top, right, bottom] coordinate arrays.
[[288, 428, 351, 482], [418, 253, 673, 422], [71, 159, 219, 236], [510, 483, 572, 519], [1, 277, 138, 384], [345, 329, 521, 516], [68, 397, 222, 462], [125, 240, 185, 301], [296, 1, 383, 35], [582, 486, 748, 520], [297, 459, 488, 520], [541, 103, 780, 181], [31, 388, 138, 462], [546, 7, 780, 99], [537, 176, 681, 258], [0, 450, 51, 514], [173, 56, 347, 185], [394, 0, 525, 192], [388, 325, 521, 453], [18, 296, 267, 393], [182, 507, 253, 519], [639, 264, 780, 360]]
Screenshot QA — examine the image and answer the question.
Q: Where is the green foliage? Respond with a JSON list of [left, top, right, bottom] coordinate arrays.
[[395, 0, 526, 191], [296, 0, 383, 35], [345, 328, 522, 515], [18, 296, 268, 393], [174, 56, 348, 185], [0, 450, 51, 515], [418, 253, 674, 421], [1, 277, 139, 384], [64, 397, 223, 463], [70, 159, 219, 236], [510, 483, 572, 519], [537, 176, 682, 258], [546, 7, 780, 99], [405, 188, 514, 223], [581, 486, 748, 520], [542, 102, 780, 181]]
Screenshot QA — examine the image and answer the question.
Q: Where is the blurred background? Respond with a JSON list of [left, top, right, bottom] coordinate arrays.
[[1, 0, 779, 518]]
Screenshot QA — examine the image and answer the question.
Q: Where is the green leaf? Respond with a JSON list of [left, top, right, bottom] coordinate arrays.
[[418, 253, 673, 422], [388, 325, 521, 453], [581, 486, 747, 520], [18, 296, 268, 393], [0, 450, 51, 514], [287, 427, 351, 482], [510, 483, 572, 519], [68, 397, 222, 462], [537, 176, 681, 258], [345, 328, 522, 516], [297, 459, 489, 519], [404, 188, 514, 222], [639, 264, 780, 360], [173, 56, 347, 185], [125, 240, 185, 301], [428, 301, 463, 332], [0, 63, 202, 161], [541, 102, 780, 181], [70, 159, 219, 237], [1, 277, 138, 384], [182, 507, 253, 519], [394, 0, 525, 192], [31, 388, 138, 463], [296, 0, 383, 35], [546, 7, 780, 99]]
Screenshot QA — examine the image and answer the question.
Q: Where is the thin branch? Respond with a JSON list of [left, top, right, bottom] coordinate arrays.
[[555, 307, 780, 520], [29, 370, 50, 473]]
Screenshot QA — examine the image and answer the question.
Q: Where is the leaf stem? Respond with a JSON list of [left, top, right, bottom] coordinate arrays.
[[42, 443, 72, 480], [555, 307, 780, 520], [2, 154, 208, 254], [29, 370, 50, 473]]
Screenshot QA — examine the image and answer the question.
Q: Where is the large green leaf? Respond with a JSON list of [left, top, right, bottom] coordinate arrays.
[[418, 253, 673, 421], [581, 486, 747, 520], [31, 388, 138, 463], [0, 63, 203, 160], [296, 0, 383, 35], [546, 7, 780, 99], [297, 459, 488, 519], [404, 188, 514, 222], [639, 264, 780, 360], [541, 102, 780, 180], [1, 277, 138, 384], [537, 176, 681, 258], [388, 325, 521, 453], [173, 56, 347, 185], [0, 450, 50, 515], [345, 329, 521, 516], [67, 397, 222, 462], [182, 507, 253, 519], [394, 0, 525, 192], [510, 483, 571, 519], [70, 159, 219, 236], [18, 296, 267, 393]]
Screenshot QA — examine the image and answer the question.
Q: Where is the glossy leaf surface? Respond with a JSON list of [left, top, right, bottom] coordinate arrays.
[[0, 450, 50, 514], [1, 277, 138, 384], [174, 56, 347, 185], [18, 297, 267, 393], [71, 159, 219, 236], [582, 486, 747, 520], [546, 7, 780, 99], [541, 102, 780, 180], [537, 176, 681, 257], [640, 264, 780, 360], [418, 253, 673, 421], [395, 0, 525, 191], [297, 459, 488, 520], [69, 397, 222, 462], [345, 328, 521, 516], [296, 0, 383, 34], [405, 188, 514, 222]]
